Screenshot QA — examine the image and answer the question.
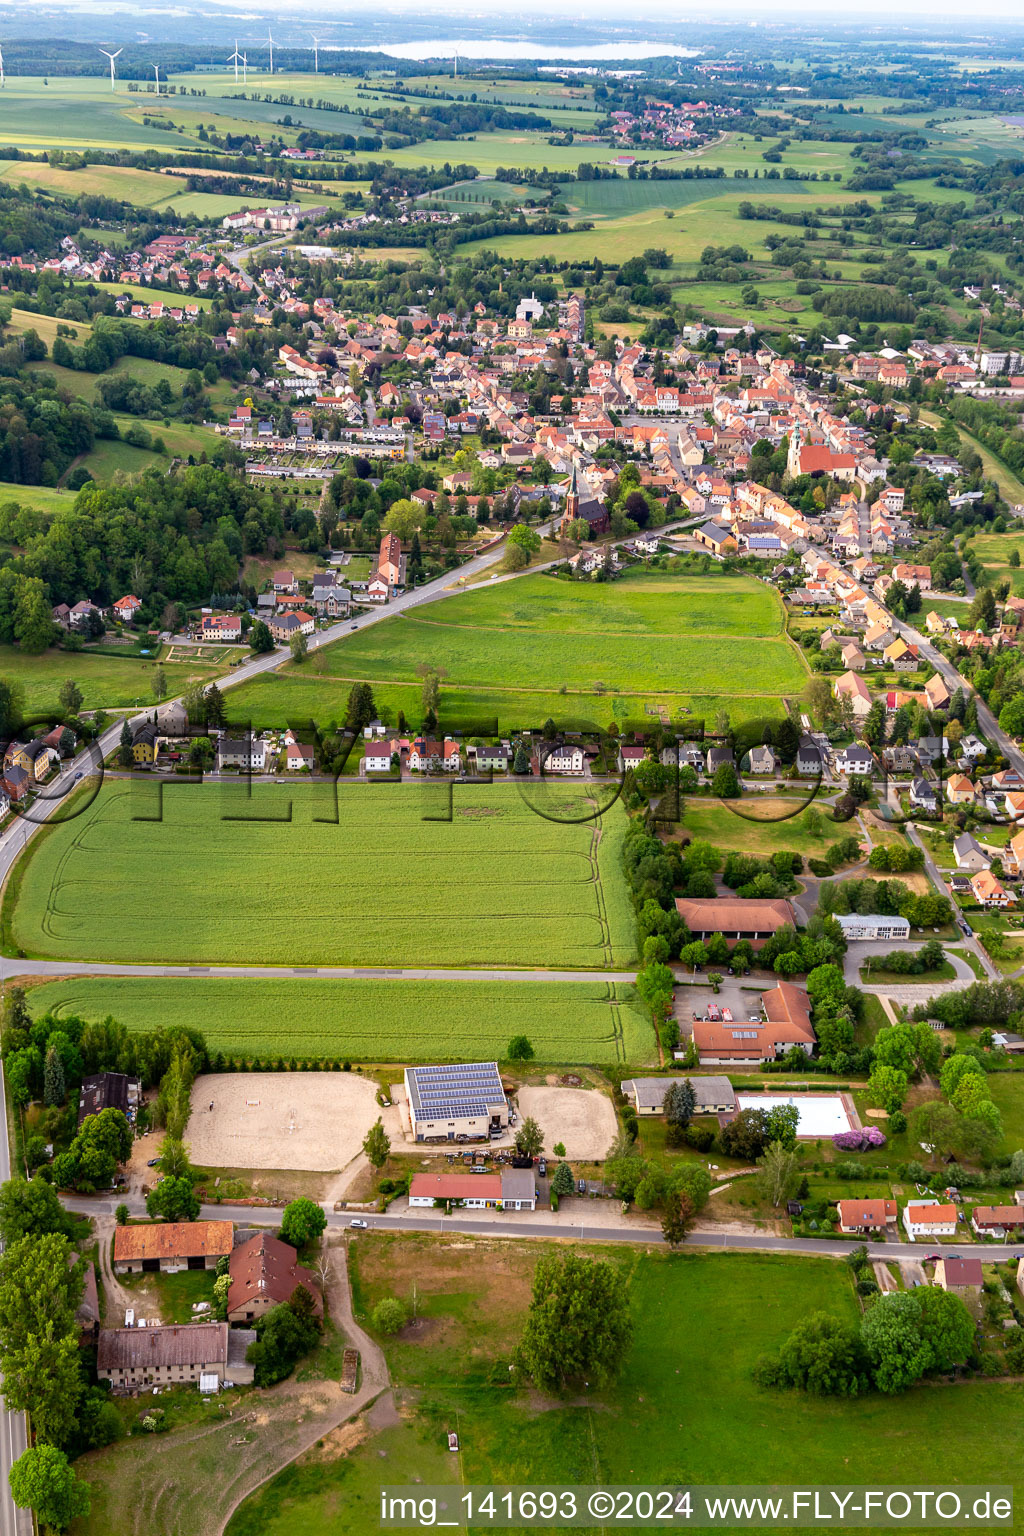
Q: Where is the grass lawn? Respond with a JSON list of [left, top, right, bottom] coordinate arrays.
[[0, 482, 81, 516], [219, 1237, 1024, 1536], [860, 960, 956, 984], [0, 643, 227, 716], [119, 1265, 215, 1326], [27, 976, 653, 1065], [6, 781, 636, 970], [986, 1072, 1024, 1155], [679, 796, 833, 855]]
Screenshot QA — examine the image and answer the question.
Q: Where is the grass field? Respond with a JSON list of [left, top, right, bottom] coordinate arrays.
[[0, 643, 226, 716], [228, 570, 806, 734], [679, 796, 837, 855], [6, 781, 636, 969], [219, 1240, 1024, 1536], [27, 975, 651, 1064], [0, 483, 79, 516]]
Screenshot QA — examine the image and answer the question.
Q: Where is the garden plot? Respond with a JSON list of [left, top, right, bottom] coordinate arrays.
[[186, 1072, 394, 1172]]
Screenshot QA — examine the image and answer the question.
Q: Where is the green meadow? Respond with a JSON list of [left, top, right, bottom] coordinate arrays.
[[217, 1243, 1024, 1536], [228, 570, 806, 732]]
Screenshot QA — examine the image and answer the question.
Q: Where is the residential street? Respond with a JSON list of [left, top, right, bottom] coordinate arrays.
[[63, 1191, 1007, 1263]]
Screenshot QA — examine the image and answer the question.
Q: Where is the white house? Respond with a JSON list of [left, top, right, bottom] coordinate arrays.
[[364, 744, 394, 773], [834, 914, 911, 942], [903, 1200, 957, 1241], [539, 744, 585, 775]]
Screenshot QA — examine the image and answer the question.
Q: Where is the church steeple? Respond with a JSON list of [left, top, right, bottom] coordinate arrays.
[[565, 463, 580, 520]]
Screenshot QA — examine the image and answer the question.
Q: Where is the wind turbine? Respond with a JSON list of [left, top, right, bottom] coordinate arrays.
[[0, 44, 6, 90], [99, 47, 122, 92], [151, 63, 161, 93], [241, 51, 248, 85], [228, 40, 242, 83], [311, 34, 319, 74], [267, 28, 274, 75], [454, 48, 458, 79]]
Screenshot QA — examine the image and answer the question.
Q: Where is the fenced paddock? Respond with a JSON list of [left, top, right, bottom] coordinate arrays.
[[186, 1072, 393, 1171]]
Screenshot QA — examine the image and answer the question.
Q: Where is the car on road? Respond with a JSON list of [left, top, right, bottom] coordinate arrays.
[[351, 623, 359, 630], [349, 1218, 368, 1229]]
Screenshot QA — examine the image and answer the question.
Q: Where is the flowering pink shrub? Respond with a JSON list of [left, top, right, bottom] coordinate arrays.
[[833, 1128, 886, 1151]]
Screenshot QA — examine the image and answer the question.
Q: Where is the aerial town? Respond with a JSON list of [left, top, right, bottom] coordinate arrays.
[[0, 11, 1022, 1536]]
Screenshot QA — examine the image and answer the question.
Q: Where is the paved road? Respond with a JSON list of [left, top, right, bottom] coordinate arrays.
[[64, 1192, 1006, 1263], [893, 613, 1024, 776], [903, 822, 997, 979], [0, 1058, 32, 1536], [6, 960, 638, 983]]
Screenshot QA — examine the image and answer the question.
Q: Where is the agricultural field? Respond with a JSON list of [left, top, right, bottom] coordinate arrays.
[[0, 643, 226, 716], [27, 975, 651, 1064], [218, 1241, 1024, 1536], [231, 569, 806, 731], [0, 78, 197, 151], [6, 781, 636, 969]]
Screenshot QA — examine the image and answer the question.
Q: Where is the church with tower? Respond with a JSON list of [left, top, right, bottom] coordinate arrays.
[[559, 465, 610, 537]]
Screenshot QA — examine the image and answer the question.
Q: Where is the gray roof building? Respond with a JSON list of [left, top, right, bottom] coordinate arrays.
[[620, 1076, 736, 1115]]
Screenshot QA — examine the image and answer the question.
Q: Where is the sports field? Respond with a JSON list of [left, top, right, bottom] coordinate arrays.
[[7, 781, 636, 969], [27, 975, 650, 1064], [229, 570, 806, 731]]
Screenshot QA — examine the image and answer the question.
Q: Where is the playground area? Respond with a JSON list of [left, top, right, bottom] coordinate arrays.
[[185, 1072, 399, 1171]]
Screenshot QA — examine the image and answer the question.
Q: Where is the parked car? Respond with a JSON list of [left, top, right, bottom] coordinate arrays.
[[146, 1158, 161, 1168], [537, 1159, 547, 1178]]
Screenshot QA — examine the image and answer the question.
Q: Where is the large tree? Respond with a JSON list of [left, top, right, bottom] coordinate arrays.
[[246, 1290, 322, 1387], [146, 1176, 199, 1224], [514, 1254, 632, 1392], [757, 1142, 798, 1208], [663, 1080, 696, 1130], [9, 1446, 90, 1531], [514, 1117, 544, 1160], [0, 1177, 73, 1246], [0, 1234, 83, 1444], [755, 1312, 868, 1398], [280, 1197, 327, 1249], [861, 1291, 936, 1394], [362, 1119, 391, 1171]]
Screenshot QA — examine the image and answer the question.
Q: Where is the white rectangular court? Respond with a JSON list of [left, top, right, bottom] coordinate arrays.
[[736, 1092, 853, 1139]]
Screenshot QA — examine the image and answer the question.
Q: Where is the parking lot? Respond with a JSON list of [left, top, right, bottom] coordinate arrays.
[[674, 979, 773, 1039]]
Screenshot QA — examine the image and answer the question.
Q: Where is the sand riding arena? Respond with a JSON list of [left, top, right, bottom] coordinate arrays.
[[185, 1073, 399, 1172]]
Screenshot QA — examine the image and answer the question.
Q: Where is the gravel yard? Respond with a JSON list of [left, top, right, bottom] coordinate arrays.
[[186, 1073, 396, 1172], [515, 1085, 618, 1161]]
